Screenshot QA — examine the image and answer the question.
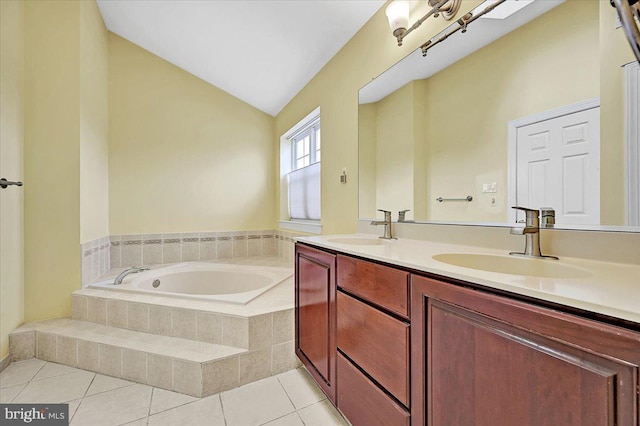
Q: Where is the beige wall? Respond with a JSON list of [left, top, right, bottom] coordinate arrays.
[[275, 0, 485, 234], [1, 0, 25, 359], [80, 1, 110, 243], [24, 0, 109, 322], [108, 34, 276, 234], [424, 0, 598, 222], [358, 103, 377, 218], [600, 0, 635, 225], [376, 83, 415, 218]]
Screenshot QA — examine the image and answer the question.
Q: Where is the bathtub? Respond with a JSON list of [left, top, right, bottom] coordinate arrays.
[[90, 262, 293, 304]]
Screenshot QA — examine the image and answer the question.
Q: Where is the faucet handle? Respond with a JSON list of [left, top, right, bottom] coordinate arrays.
[[377, 209, 392, 220], [398, 209, 410, 221]]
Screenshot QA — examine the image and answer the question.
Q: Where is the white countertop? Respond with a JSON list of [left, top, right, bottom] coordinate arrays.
[[296, 234, 640, 325]]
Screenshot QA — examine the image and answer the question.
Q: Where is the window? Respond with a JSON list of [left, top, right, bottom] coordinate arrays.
[[292, 119, 320, 170], [279, 108, 322, 234]]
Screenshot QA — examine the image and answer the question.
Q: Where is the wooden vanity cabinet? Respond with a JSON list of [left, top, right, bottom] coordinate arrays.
[[411, 274, 640, 426], [295, 243, 337, 403], [296, 243, 640, 426]]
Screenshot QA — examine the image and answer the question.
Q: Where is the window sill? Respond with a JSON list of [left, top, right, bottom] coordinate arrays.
[[278, 220, 322, 235]]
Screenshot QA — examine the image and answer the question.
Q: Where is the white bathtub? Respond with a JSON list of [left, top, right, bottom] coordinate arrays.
[[90, 262, 293, 304]]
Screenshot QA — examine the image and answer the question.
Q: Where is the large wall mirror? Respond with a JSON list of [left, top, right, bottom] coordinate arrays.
[[359, 0, 640, 232]]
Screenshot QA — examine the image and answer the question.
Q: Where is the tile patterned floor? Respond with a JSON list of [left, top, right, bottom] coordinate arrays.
[[0, 359, 348, 426]]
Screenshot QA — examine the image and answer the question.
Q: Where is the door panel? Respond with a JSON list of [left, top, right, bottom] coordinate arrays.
[[516, 107, 600, 225], [411, 274, 640, 426], [295, 244, 336, 402]]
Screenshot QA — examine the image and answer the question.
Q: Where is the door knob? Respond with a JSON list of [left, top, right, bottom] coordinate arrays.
[[0, 178, 23, 189]]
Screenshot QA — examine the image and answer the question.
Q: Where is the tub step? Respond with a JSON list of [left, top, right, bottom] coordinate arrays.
[[8, 319, 295, 398], [71, 288, 294, 351]]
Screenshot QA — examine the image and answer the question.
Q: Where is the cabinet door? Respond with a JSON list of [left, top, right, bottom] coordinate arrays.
[[295, 244, 337, 402], [411, 275, 640, 426]]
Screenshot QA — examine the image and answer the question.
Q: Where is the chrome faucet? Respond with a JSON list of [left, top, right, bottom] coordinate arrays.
[[371, 209, 395, 239], [509, 206, 558, 259], [114, 266, 150, 285]]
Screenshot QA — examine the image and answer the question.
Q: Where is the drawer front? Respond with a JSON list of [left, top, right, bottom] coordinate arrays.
[[337, 291, 410, 406], [337, 353, 410, 426], [337, 255, 409, 317]]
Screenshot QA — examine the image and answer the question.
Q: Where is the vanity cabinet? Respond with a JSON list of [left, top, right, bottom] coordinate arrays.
[[411, 274, 640, 426], [295, 242, 640, 426], [294, 244, 337, 403]]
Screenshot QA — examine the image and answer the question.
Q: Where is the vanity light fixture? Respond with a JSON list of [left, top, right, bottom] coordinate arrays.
[[386, 0, 462, 46], [420, 0, 506, 57]]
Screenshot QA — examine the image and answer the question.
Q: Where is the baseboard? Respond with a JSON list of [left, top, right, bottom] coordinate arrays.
[[0, 353, 11, 373]]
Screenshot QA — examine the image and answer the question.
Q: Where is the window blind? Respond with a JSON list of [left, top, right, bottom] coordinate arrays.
[[288, 162, 321, 220]]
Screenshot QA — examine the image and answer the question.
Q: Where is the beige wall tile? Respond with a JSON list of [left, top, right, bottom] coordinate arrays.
[[222, 316, 249, 349], [148, 305, 172, 336], [9, 331, 35, 361], [147, 354, 172, 390], [121, 241, 143, 266], [143, 242, 162, 265], [36, 333, 56, 362], [249, 314, 272, 350], [171, 309, 197, 340], [272, 341, 300, 375], [122, 349, 147, 383], [272, 309, 294, 345], [239, 349, 271, 386], [71, 295, 88, 321], [216, 240, 232, 259], [56, 336, 78, 367], [182, 241, 199, 262], [162, 240, 181, 264], [202, 356, 239, 396], [88, 297, 107, 324], [106, 299, 128, 328], [196, 312, 222, 344], [98, 344, 122, 377], [127, 302, 149, 332], [77, 340, 99, 372], [172, 360, 201, 397]]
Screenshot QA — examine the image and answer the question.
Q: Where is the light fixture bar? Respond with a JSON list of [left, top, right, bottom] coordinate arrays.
[[388, 0, 460, 47], [420, 0, 507, 56]]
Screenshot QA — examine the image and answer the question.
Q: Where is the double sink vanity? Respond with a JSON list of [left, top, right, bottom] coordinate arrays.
[[294, 235, 640, 426]]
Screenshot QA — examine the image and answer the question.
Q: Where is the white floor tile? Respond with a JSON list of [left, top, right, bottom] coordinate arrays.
[[277, 368, 326, 409], [86, 374, 136, 396], [149, 388, 198, 415], [33, 362, 85, 381], [261, 412, 304, 426], [71, 383, 153, 426], [297, 400, 349, 426], [67, 399, 81, 422], [147, 395, 225, 426], [121, 418, 148, 426], [0, 383, 25, 403], [0, 359, 46, 388], [13, 370, 95, 403], [221, 376, 295, 426]]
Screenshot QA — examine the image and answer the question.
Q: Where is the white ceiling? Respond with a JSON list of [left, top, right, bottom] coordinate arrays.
[[97, 0, 385, 116]]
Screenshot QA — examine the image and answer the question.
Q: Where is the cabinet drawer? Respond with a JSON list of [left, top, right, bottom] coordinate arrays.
[[337, 291, 410, 406], [337, 353, 410, 426], [337, 255, 409, 317]]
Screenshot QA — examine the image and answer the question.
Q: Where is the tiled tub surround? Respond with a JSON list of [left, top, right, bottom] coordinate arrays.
[[82, 230, 300, 287], [10, 258, 300, 398], [80, 236, 111, 286]]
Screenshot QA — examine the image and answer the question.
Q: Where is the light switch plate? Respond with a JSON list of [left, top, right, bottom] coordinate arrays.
[[482, 182, 497, 193]]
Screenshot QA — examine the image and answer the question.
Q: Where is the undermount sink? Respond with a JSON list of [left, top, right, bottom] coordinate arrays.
[[327, 237, 391, 246], [432, 253, 591, 279]]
